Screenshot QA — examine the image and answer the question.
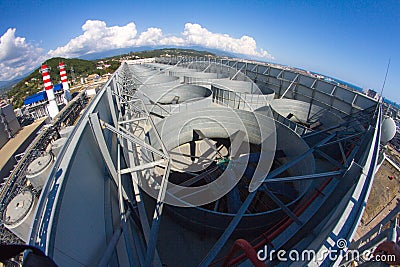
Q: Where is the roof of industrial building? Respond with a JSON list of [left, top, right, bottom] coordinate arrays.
[[23, 84, 63, 106]]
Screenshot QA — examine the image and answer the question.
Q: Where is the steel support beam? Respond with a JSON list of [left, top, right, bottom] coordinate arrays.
[[264, 170, 343, 183], [117, 145, 138, 267], [279, 74, 299, 99], [89, 114, 138, 266], [315, 149, 344, 169], [144, 161, 171, 266], [102, 121, 166, 158], [200, 133, 336, 265], [119, 159, 166, 174]]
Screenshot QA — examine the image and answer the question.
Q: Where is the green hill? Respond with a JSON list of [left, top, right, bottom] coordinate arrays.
[[7, 57, 118, 108]]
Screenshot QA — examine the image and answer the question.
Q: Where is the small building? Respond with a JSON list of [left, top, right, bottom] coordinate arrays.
[[23, 85, 65, 119], [86, 74, 100, 83]]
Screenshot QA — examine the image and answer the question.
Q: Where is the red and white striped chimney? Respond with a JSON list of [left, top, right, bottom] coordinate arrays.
[[40, 64, 59, 118], [58, 62, 69, 89], [58, 62, 71, 103]]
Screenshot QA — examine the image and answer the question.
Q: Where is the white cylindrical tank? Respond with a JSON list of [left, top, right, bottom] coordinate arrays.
[[26, 154, 54, 191], [52, 137, 67, 156], [3, 191, 38, 242], [45, 142, 52, 153], [59, 126, 74, 138], [381, 116, 396, 144]]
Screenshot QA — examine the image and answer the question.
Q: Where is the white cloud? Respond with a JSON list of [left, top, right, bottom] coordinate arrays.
[[182, 23, 273, 59], [48, 20, 138, 58], [135, 27, 163, 46], [48, 20, 273, 60], [0, 28, 45, 81], [0, 20, 273, 81], [134, 27, 186, 46]]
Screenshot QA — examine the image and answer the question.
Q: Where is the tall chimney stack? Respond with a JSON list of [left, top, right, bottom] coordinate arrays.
[[40, 64, 59, 118], [58, 62, 71, 103]]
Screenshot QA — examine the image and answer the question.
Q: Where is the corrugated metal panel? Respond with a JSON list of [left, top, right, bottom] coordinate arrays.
[[0, 122, 9, 148], [7, 118, 21, 136], [24, 91, 47, 105], [54, 84, 63, 91]]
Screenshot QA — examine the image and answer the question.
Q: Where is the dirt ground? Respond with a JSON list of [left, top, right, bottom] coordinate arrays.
[[387, 144, 400, 163], [356, 158, 400, 238]]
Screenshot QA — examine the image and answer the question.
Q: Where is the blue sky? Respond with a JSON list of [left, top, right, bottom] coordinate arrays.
[[1, 0, 399, 103]]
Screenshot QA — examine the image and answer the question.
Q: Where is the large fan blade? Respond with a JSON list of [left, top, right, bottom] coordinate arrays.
[[229, 153, 261, 166], [193, 129, 224, 158], [178, 166, 221, 187], [168, 166, 198, 177], [229, 153, 258, 179], [169, 138, 218, 172], [169, 150, 214, 161], [260, 183, 296, 201], [224, 167, 242, 213], [248, 133, 276, 192], [229, 130, 246, 159]]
